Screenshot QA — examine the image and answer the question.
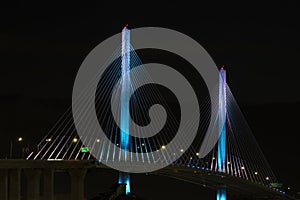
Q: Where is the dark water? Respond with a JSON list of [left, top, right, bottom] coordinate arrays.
[[76, 168, 214, 200]]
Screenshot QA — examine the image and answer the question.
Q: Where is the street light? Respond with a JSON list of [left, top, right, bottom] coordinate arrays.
[[72, 138, 78, 143], [10, 137, 24, 158]]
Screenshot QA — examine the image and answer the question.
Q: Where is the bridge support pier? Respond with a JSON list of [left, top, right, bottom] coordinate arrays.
[[0, 169, 8, 200], [43, 169, 54, 200], [69, 169, 87, 200], [25, 169, 41, 200], [9, 169, 21, 200], [217, 188, 226, 200]]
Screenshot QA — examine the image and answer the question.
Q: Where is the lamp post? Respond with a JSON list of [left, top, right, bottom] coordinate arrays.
[[9, 137, 23, 159], [9, 140, 12, 159]]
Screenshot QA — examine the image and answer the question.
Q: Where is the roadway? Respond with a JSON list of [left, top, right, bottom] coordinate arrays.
[[0, 159, 297, 200]]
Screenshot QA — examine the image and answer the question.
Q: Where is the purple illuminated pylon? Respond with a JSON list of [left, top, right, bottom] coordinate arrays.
[[217, 66, 227, 200], [218, 67, 226, 172]]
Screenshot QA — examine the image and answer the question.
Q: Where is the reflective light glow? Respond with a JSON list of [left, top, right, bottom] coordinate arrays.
[[161, 145, 166, 150], [46, 138, 52, 142], [96, 139, 100, 143], [72, 138, 78, 143], [18, 137, 23, 142]]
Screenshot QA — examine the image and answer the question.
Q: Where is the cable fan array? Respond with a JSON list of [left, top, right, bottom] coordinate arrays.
[[27, 45, 278, 189]]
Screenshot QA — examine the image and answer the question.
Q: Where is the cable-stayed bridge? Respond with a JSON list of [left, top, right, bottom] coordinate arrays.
[[1, 26, 296, 200]]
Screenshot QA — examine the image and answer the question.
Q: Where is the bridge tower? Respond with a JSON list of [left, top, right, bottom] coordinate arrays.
[[118, 25, 131, 194], [218, 66, 226, 172], [217, 66, 226, 200]]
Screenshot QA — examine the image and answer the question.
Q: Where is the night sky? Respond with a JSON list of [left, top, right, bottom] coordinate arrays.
[[0, 2, 299, 199]]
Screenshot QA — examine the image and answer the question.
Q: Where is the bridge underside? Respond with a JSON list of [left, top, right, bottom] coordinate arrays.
[[0, 160, 295, 200], [154, 166, 293, 200]]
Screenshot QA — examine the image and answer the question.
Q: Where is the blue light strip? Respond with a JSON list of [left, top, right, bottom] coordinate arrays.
[[118, 27, 131, 194]]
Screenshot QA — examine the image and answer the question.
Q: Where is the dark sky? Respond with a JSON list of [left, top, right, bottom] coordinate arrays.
[[0, 2, 299, 199]]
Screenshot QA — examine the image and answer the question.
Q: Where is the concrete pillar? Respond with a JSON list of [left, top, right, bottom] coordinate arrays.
[[25, 169, 41, 200], [0, 169, 8, 200], [69, 169, 87, 200], [9, 169, 21, 200], [43, 169, 54, 200]]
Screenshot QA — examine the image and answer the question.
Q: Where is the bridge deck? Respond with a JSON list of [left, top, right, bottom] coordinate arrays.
[[0, 159, 296, 200]]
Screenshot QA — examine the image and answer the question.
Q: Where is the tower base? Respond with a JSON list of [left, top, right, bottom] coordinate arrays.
[[118, 172, 130, 194]]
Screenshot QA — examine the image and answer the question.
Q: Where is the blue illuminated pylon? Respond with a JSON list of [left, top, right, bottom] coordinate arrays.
[[118, 25, 131, 194], [217, 66, 226, 200], [217, 67, 226, 172]]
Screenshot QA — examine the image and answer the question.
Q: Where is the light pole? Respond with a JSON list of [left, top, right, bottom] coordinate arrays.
[[9, 137, 23, 159], [9, 140, 12, 158]]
